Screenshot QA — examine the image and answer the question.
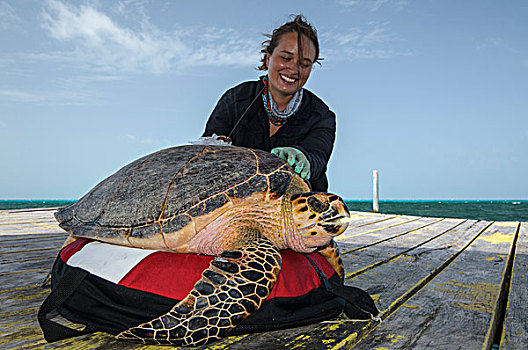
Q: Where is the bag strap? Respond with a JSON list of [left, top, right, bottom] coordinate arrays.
[[38, 267, 98, 342], [303, 254, 380, 320]]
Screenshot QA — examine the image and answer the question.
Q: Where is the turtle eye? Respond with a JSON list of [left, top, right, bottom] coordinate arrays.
[[307, 196, 329, 213], [328, 195, 340, 202]]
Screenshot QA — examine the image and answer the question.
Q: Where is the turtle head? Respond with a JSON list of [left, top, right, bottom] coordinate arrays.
[[291, 192, 350, 249]]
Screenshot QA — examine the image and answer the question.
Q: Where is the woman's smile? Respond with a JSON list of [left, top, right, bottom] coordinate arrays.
[[280, 73, 297, 84]]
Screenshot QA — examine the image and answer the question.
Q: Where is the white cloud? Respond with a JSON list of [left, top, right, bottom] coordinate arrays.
[[125, 134, 172, 148], [323, 23, 412, 60], [0, 49, 125, 105], [337, 0, 361, 7], [0, 1, 20, 29], [0, 89, 45, 103], [40, 0, 258, 75], [476, 37, 517, 53], [370, 0, 390, 11], [337, 0, 408, 12], [0, 82, 99, 105]]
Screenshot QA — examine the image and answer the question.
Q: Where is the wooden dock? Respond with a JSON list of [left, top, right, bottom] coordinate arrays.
[[1, 208, 526, 349]]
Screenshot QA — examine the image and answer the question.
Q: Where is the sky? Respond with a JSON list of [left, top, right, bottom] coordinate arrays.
[[1, 0, 527, 201]]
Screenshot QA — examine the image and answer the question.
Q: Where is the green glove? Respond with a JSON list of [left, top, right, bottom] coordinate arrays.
[[271, 147, 311, 180]]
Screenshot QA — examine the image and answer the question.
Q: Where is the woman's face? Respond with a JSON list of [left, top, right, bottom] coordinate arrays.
[[265, 32, 316, 102]]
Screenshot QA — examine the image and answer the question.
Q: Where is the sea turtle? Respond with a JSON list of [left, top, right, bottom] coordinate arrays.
[[55, 145, 352, 346]]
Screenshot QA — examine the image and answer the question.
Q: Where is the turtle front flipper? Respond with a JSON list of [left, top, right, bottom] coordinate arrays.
[[117, 229, 282, 347], [317, 239, 344, 280]]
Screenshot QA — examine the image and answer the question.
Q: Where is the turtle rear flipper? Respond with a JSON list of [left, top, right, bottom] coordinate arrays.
[[117, 230, 282, 347]]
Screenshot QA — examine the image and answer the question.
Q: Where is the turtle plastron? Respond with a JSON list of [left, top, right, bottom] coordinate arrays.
[[116, 224, 282, 347]]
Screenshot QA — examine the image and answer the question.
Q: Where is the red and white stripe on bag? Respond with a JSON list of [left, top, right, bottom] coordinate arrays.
[[60, 238, 337, 300]]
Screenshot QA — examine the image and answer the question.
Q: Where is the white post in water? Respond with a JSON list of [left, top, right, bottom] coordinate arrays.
[[373, 170, 379, 213]]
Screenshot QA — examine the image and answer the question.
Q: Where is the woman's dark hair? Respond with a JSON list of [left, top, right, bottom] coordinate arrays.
[[258, 14, 321, 71]]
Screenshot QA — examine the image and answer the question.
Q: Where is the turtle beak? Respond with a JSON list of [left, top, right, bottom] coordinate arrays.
[[321, 215, 353, 225], [319, 213, 350, 236]]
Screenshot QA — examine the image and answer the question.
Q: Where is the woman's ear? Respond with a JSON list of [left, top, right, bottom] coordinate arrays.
[[264, 54, 270, 70]]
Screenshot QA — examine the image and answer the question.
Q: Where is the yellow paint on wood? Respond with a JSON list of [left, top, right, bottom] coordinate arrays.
[[285, 334, 311, 349], [479, 232, 514, 244], [337, 217, 421, 241], [434, 279, 498, 313], [0, 267, 49, 277], [0, 285, 41, 294], [484, 254, 506, 262], [327, 322, 343, 331], [391, 254, 416, 263], [330, 332, 358, 350], [494, 222, 518, 227], [402, 303, 420, 309], [370, 294, 381, 304], [0, 330, 44, 348], [202, 334, 249, 349], [8, 289, 48, 303], [388, 334, 405, 344], [0, 305, 39, 318], [368, 334, 406, 349]]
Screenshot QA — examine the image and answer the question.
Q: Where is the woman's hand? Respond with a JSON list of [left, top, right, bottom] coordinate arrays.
[[271, 147, 311, 180]]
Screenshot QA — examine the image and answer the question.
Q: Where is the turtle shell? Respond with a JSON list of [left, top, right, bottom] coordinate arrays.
[[55, 145, 299, 247]]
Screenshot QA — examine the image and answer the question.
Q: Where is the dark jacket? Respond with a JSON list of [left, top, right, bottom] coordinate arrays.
[[203, 79, 336, 192]]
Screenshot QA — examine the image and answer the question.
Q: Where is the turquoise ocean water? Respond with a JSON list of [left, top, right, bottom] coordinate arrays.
[[0, 200, 76, 210], [1, 200, 527, 222], [345, 200, 528, 222]]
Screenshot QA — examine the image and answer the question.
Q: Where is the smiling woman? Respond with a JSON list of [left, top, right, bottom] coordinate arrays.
[[202, 15, 336, 192]]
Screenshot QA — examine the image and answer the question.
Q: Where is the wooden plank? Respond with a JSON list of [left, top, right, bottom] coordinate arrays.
[[0, 285, 50, 315], [0, 228, 65, 236], [0, 239, 65, 254], [342, 218, 466, 279], [0, 209, 62, 237], [0, 250, 60, 265], [338, 216, 443, 255], [0, 210, 57, 224], [0, 315, 124, 350], [352, 221, 518, 349], [0, 219, 58, 227], [1, 269, 50, 290], [0, 234, 67, 244], [336, 215, 433, 248], [0, 226, 64, 236], [0, 257, 54, 275], [317, 219, 491, 349], [345, 211, 399, 229], [0, 246, 61, 259], [502, 221, 528, 348]]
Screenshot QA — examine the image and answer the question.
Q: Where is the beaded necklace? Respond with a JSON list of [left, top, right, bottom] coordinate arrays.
[[261, 75, 303, 126]]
